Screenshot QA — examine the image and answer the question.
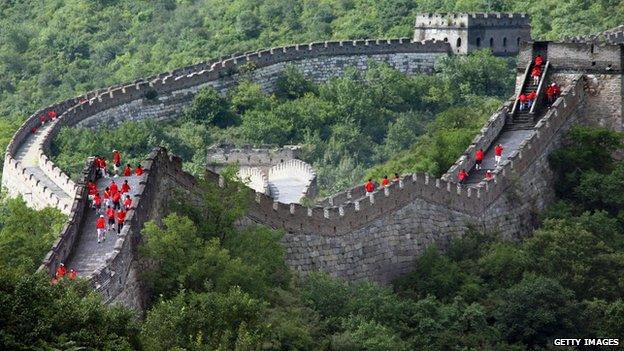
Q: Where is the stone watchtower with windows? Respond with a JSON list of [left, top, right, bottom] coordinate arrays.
[[414, 13, 531, 56]]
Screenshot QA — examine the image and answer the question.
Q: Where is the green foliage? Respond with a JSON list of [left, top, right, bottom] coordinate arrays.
[[0, 271, 139, 350], [492, 274, 580, 347], [140, 288, 266, 351], [275, 64, 317, 100], [183, 87, 236, 127], [549, 126, 622, 201], [0, 193, 66, 273]]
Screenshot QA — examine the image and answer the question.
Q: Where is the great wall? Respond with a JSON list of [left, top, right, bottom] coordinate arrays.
[[2, 13, 623, 309]]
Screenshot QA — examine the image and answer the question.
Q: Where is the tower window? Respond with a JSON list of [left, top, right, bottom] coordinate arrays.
[[489, 38, 494, 47], [456, 37, 462, 48], [476, 37, 481, 47], [444, 37, 448, 42], [517, 37, 521, 46], [503, 37, 507, 47]]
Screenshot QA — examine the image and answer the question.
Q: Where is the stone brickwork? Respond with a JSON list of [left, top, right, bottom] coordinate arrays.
[[414, 13, 531, 55], [71, 40, 450, 129], [207, 145, 300, 173], [517, 41, 623, 130]]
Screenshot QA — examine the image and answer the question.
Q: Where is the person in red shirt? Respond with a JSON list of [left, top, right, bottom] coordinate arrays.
[[105, 205, 115, 232], [475, 148, 484, 170], [494, 144, 504, 165], [393, 173, 400, 181], [135, 164, 143, 176], [546, 84, 555, 106], [117, 209, 127, 234], [123, 164, 132, 177], [94, 156, 102, 179], [552, 83, 561, 96], [364, 179, 374, 195], [100, 157, 108, 178], [96, 215, 106, 243], [103, 187, 111, 207], [69, 269, 77, 280], [112, 191, 121, 210], [458, 169, 469, 185], [381, 175, 390, 187], [39, 114, 46, 126], [518, 93, 528, 111], [109, 180, 119, 195], [531, 66, 541, 85], [55, 263, 66, 278], [47, 110, 57, 120], [92, 192, 102, 213], [31, 127, 37, 134], [534, 55, 543, 68], [113, 150, 121, 176], [88, 182, 98, 205], [527, 91, 537, 109], [123, 195, 132, 210], [120, 180, 130, 194]]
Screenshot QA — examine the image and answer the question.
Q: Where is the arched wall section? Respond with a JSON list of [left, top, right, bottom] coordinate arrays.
[[1, 38, 450, 213], [74, 39, 451, 129]]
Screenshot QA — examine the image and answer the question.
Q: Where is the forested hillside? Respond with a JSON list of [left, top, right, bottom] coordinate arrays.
[[1, 0, 623, 161]]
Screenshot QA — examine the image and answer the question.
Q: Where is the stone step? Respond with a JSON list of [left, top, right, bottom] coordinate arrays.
[[504, 124, 534, 131]]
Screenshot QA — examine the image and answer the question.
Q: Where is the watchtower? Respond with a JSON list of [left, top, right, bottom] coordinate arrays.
[[414, 13, 531, 56]]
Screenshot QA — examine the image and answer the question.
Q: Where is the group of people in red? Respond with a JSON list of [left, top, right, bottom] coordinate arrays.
[[51, 262, 77, 284], [519, 55, 561, 111], [31, 110, 58, 134], [364, 173, 400, 195], [31, 96, 91, 134], [90, 150, 144, 243], [457, 143, 504, 185]]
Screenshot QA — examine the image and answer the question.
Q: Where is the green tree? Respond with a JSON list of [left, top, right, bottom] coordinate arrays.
[[183, 87, 235, 127], [493, 274, 581, 347]]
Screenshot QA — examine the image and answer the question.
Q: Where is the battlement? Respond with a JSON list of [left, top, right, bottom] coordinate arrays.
[[413, 13, 531, 55], [415, 12, 530, 28], [207, 144, 300, 173], [204, 76, 585, 236], [517, 41, 622, 73]]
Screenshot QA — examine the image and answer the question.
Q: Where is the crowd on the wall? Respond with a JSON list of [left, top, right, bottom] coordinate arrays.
[[50, 150, 145, 282]]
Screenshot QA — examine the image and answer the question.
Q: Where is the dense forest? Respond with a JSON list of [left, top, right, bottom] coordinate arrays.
[[1, 0, 624, 350]]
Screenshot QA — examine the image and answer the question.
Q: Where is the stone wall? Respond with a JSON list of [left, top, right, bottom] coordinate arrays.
[[73, 40, 450, 129], [38, 158, 97, 276], [517, 41, 623, 130], [207, 145, 300, 173], [443, 101, 512, 180], [414, 13, 531, 55], [238, 167, 270, 195], [202, 76, 585, 282], [89, 148, 198, 309]]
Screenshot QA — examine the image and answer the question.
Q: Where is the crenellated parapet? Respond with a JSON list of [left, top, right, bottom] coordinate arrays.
[[206, 76, 585, 237], [38, 157, 98, 277], [443, 101, 512, 181], [207, 144, 300, 173]]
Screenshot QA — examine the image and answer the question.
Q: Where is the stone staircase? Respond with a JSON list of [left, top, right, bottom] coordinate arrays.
[[505, 80, 539, 131]]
